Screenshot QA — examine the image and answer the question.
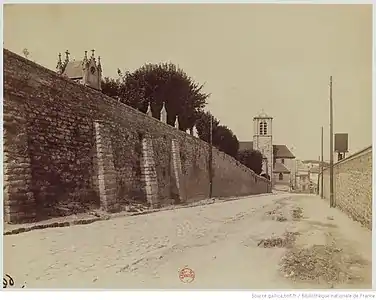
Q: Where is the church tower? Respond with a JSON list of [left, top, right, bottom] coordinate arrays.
[[253, 111, 273, 178]]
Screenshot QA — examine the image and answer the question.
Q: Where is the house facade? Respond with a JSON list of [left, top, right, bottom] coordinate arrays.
[[239, 111, 295, 191]]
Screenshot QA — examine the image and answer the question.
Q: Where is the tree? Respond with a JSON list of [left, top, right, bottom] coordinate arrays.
[[237, 149, 263, 175], [101, 77, 122, 101], [195, 111, 219, 143], [212, 125, 239, 158], [101, 63, 209, 131], [195, 111, 239, 158], [101, 63, 241, 158]]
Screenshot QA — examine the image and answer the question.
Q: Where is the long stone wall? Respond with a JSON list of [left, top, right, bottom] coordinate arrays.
[[319, 146, 372, 229], [4, 49, 271, 224]]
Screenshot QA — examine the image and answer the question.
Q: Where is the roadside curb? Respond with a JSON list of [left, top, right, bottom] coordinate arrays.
[[3, 217, 102, 236], [3, 192, 275, 236]]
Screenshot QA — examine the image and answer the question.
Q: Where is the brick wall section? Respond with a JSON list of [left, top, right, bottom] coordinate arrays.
[[4, 49, 271, 223], [319, 146, 372, 229]]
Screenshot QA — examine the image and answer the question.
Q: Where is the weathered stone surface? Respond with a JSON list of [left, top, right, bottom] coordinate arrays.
[[320, 146, 372, 229], [3, 49, 271, 224]]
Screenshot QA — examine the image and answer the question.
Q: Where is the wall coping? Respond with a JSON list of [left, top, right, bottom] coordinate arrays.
[[322, 145, 372, 172]]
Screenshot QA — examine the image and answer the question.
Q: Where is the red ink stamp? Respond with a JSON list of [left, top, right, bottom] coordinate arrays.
[[179, 266, 195, 283]]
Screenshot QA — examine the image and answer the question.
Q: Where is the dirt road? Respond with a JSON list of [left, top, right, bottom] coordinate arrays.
[[3, 193, 372, 289]]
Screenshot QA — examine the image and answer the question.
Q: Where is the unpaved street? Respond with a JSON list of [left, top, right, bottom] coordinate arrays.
[[4, 193, 372, 289]]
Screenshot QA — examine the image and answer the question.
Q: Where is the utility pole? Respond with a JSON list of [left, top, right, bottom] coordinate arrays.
[[209, 114, 213, 198], [329, 76, 334, 208], [294, 160, 297, 190], [320, 126, 324, 199], [317, 156, 320, 195]]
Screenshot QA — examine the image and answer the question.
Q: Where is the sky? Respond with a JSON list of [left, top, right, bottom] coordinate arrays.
[[4, 4, 373, 161]]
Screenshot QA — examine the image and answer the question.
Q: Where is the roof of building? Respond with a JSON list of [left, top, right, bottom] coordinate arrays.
[[63, 60, 83, 79], [297, 172, 309, 177], [302, 159, 330, 167], [274, 144, 295, 158], [253, 110, 273, 119], [273, 162, 291, 173], [309, 166, 320, 173], [238, 141, 295, 159]]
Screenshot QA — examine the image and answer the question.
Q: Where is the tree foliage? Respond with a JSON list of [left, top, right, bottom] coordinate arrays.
[[101, 63, 209, 131], [195, 111, 239, 158], [237, 149, 263, 175], [213, 125, 239, 158], [195, 111, 220, 143], [101, 63, 240, 158]]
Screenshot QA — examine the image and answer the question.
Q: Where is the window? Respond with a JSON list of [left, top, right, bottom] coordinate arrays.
[[279, 173, 283, 180], [259, 122, 264, 135], [259, 121, 268, 135]]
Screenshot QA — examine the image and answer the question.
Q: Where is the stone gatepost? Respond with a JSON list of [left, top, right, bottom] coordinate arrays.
[[93, 121, 119, 212]]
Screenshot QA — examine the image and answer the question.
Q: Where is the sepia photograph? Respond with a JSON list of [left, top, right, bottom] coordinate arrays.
[[3, 3, 373, 290]]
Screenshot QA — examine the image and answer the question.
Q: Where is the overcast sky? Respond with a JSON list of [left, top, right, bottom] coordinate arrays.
[[4, 4, 372, 160]]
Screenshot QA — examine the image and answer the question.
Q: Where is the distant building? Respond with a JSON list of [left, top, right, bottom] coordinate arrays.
[[295, 160, 310, 192], [309, 165, 320, 194], [295, 160, 329, 193], [238, 111, 296, 191], [56, 49, 102, 91]]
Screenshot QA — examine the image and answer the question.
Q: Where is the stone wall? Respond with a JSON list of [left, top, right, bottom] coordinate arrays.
[[3, 49, 271, 224], [319, 146, 372, 229]]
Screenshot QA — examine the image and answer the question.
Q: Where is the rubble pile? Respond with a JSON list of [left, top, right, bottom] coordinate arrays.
[[258, 232, 299, 248], [280, 244, 366, 285], [292, 207, 303, 220]]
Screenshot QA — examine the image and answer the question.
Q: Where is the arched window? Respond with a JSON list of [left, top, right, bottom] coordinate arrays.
[[259, 122, 264, 135], [279, 173, 283, 180], [259, 121, 268, 135]]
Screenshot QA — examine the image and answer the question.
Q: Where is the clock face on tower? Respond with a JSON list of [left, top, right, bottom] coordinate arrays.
[[90, 66, 96, 74]]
